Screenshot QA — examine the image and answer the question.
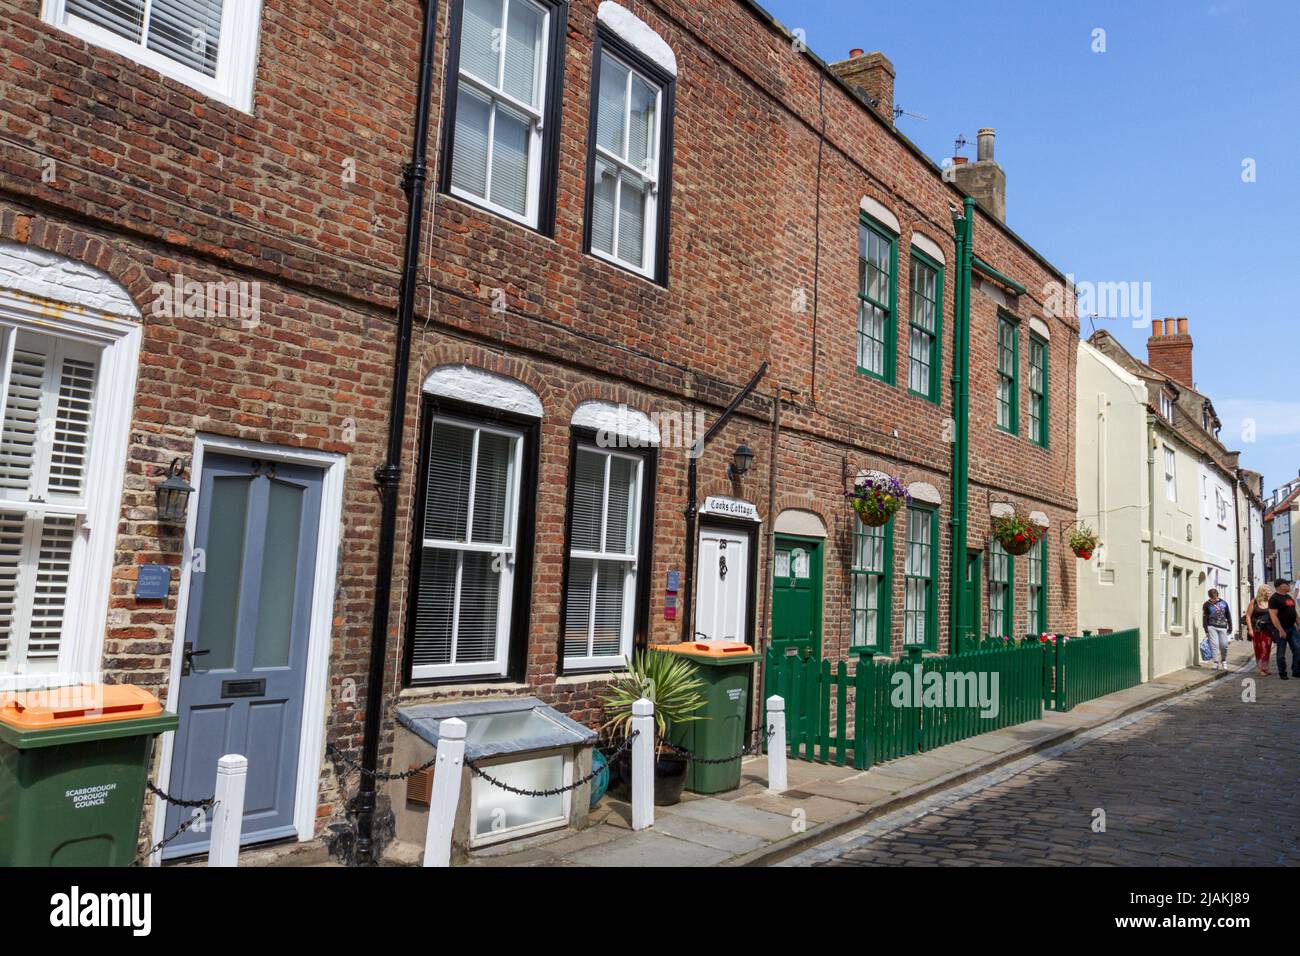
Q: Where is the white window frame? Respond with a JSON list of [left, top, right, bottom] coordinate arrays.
[[42, 0, 263, 112], [563, 443, 644, 671], [1160, 562, 1170, 633], [0, 289, 139, 681], [1159, 391, 1174, 421], [411, 414, 525, 682], [447, 0, 552, 228], [1163, 446, 1177, 502], [1170, 566, 1183, 632], [588, 47, 664, 279]]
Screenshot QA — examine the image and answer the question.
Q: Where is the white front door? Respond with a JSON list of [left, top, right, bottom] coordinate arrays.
[[697, 526, 750, 643]]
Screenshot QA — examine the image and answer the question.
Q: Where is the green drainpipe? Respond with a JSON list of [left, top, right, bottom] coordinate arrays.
[[949, 198, 976, 654]]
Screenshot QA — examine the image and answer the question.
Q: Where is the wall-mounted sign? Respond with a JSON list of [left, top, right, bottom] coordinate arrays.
[[667, 570, 681, 593], [135, 565, 172, 600], [700, 496, 761, 522]]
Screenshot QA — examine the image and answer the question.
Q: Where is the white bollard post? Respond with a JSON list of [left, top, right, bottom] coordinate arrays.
[[767, 696, 787, 794], [423, 717, 466, 868], [631, 698, 655, 831], [207, 754, 247, 867]]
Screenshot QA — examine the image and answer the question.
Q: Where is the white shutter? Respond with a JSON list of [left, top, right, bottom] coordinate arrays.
[[0, 512, 23, 664], [67, 0, 146, 43], [146, 0, 224, 78], [0, 346, 46, 501], [48, 354, 98, 500], [27, 516, 76, 665]]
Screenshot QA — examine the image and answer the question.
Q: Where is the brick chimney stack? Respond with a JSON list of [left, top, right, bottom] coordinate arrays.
[[830, 49, 895, 125], [952, 127, 1007, 224], [1148, 317, 1194, 387]]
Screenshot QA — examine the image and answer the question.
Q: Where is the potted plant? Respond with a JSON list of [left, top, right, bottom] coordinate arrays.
[[1069, 524, 1102, 561], [991, 510, 1047, 556], [845, 472, 910, 527], [600, 649, 706, 807]]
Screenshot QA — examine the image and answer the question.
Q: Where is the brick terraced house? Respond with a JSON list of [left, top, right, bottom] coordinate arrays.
[[0, 0, 1079, 863]]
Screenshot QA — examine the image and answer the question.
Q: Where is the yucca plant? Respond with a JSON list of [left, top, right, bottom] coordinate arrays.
[[600, 649, 707, 753]]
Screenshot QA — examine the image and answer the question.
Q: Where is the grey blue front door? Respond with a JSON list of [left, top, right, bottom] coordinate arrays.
[[164, 453, 323, 858]]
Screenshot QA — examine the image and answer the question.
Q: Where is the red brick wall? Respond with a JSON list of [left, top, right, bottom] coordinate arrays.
[[0, 0, 1078, 848]]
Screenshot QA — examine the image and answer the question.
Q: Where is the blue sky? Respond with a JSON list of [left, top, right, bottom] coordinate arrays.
[[761, 0, 1299, 494]]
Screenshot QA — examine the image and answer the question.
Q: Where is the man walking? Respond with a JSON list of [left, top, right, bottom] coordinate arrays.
[[1202, 589, 1233, 670], [1267, 579, 1300, 680]]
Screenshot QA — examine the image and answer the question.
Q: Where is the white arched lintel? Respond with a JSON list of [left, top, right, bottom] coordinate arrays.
[[0, 240, 140, 318], [774, 509, 827, 538], [908, 482, 942, 506], [598, 2, 678, 76], [1029, 317, 1051, 340], [911, 233, 947, 267], [859, 197, 900, 235], [423, 365, 543, 418], [573, 400, 660, 446]]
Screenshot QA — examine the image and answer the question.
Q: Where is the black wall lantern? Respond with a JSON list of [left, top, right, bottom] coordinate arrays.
[[728, 443, 755, 481], [156, 459, 195, 525]]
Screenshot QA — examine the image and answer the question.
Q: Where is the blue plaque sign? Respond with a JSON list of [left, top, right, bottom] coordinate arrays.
[[136, 565, 172, 600], [667, 570, 681, 593]]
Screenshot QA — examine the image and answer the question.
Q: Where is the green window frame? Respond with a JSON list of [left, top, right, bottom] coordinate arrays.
[[903, 504, 938, 650], [857, 217, 897, 384], [1027, 538, 1047, 636], [988, 539, 1015, 638], [850, 519, 893, 653], [907, 250, 943, 403], [1029, 333, 1049, 448], [996, 313, 1020, 434]]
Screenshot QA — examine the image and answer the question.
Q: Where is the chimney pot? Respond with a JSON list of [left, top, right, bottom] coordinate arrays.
[[1151, 320, 1164, 338], [1148, 317, 1195, 387], [850, 48, 865, 58], [977, 128, 996, 162], [1177, 317, 1189, 335]]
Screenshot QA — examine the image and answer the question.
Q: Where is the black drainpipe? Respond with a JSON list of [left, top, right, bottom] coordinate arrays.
[[353, 0, 440, 867]]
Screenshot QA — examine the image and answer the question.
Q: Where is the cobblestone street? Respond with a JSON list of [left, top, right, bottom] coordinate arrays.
[[812, 668, 1300, 867]]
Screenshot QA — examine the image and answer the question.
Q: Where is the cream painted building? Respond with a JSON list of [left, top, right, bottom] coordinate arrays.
[[1076, 338, 1209, 679]]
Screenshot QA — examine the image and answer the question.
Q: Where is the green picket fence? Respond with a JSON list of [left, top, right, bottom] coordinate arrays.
[[765, 640, 1045, 771], [1044, 629, 1142, 712]]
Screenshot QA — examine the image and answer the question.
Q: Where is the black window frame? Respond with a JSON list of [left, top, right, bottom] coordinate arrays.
[[556, 426, 657, 675], [401, 395, 541, 688], [581, 27, 677, 286], [436, 0, 570, 236]]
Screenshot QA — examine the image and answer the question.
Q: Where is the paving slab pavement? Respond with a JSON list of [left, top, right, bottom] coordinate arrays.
[[466, 650, 1249, 867]]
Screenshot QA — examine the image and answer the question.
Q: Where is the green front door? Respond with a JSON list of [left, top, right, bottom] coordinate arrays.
[[771, 535, 823, 659], [958, 549, 983, 653]]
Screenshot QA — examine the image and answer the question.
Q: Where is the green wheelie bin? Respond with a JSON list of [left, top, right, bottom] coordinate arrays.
[[0, 684, 178, 867], [653, 641, 761, 795]]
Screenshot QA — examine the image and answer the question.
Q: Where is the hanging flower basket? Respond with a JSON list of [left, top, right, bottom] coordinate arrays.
[[845, 473, 910, 528], [1069, 524, 1102, 561], [991, 511, 1046, 556]]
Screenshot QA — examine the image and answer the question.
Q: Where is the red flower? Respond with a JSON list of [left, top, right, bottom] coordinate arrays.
[[1015, 533, 1026, 543]]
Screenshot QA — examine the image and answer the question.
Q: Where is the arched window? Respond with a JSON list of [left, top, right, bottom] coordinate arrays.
[[405, 367, 542, 683], [0, 242, 141, 680], [561, 401, 656, 671]]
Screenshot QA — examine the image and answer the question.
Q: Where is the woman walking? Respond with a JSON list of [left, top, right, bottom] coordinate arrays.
[[1246, 585, 1275, 676], [1202, 589, 1233, 670]]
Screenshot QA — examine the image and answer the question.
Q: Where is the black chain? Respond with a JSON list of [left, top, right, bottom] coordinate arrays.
[[657, 725, 775, 765], [464, 731, 638, 798], [146, 779, 215, 809], [326, 743, 440, 783], [132, 797, 218, 865]]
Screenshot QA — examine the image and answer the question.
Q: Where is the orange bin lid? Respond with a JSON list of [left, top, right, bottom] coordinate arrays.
[[0, 684, 164, 730], [651, 640, 756, 658]]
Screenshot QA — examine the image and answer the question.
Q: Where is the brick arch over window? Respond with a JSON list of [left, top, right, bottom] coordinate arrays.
[[0, 216, 152, 318], [414, 343, 558, 412]]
